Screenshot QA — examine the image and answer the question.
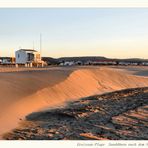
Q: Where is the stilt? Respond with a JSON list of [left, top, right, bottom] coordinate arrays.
[[25, 63, 28, 67], [15, 64, 18, 68], [30, 63, 33, 67], [41, 62, 44, 67]]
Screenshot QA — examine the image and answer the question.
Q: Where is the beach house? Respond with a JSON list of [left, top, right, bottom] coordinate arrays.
[[15, 49, 44, 67]]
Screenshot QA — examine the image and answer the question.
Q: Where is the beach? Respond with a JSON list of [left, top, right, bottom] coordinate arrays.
[[4, 87, 148, 140], [0, 66, 148, 139]]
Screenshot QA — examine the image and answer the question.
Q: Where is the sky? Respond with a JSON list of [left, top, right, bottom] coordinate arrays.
[[0, 8, 148, 58]]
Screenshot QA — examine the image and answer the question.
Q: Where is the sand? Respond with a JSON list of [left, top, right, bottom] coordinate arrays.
[[111, 66, 148, 77], [0, 66, 148, 137], [4, 87, 148, 140]]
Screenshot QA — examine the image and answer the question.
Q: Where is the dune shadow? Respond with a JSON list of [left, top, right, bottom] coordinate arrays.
[[6, 87, 147, 140]]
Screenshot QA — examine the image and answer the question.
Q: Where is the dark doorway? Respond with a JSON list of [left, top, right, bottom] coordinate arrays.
[[27, 53, 34, 61]]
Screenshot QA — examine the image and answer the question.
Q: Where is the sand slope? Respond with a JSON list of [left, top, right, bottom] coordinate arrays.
[[4, 87, 148, 140], [0, 67, 148, 137], [0, 69, 72, 110]]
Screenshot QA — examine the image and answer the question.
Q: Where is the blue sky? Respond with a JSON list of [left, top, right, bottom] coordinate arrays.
[[0, 8, 148, 58]]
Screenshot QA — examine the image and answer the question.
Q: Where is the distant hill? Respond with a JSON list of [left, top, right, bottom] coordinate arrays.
[[42, 56, 108, 64], [58, 56, 108, 62], [42, 57, 59, 65], [118, 58, 148, 62], [42, 56, 148, 65], [1, 56, 147, 65]]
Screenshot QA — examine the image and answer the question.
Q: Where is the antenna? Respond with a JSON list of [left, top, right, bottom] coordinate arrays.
[[33, 41, 34, 50], [40, 33, 42, 57]]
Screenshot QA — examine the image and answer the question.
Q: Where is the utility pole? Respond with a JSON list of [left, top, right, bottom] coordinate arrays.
[[40, 33, 42, 57]]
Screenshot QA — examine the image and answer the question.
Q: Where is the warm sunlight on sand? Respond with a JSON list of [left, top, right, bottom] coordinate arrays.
[[0, 66, 148, 138]]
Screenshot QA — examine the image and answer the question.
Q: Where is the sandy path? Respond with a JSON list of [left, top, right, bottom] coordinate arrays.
[[111, 66, 148, 77]]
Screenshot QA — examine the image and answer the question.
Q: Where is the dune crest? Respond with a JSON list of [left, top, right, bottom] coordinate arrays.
[[0, 67, 148, 137]]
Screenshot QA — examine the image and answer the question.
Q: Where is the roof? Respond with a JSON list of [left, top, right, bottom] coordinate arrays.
[[20, 49, 38, 52]]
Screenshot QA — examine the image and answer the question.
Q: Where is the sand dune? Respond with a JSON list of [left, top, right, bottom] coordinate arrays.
[[0, 67, 148, 137], [0, 69, 72, 110], [4, 87, 148, 140]]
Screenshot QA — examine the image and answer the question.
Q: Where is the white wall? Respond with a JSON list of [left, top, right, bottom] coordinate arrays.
[[34, 52, 41, 62], [15, 50, 27, 64], [15, 50, 41, 64]]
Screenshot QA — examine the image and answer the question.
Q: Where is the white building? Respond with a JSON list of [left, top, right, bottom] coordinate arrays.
[[142, 62, 148, 66], [59, 61, 74, 66], [0, 57, 15, 64], [15, 49, 41, 64]]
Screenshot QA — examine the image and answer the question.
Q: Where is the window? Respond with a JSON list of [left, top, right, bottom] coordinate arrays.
[[18, 54, 20, 58]]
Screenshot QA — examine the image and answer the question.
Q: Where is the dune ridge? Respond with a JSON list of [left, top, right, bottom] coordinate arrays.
[[0, 67, 148, 137]]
